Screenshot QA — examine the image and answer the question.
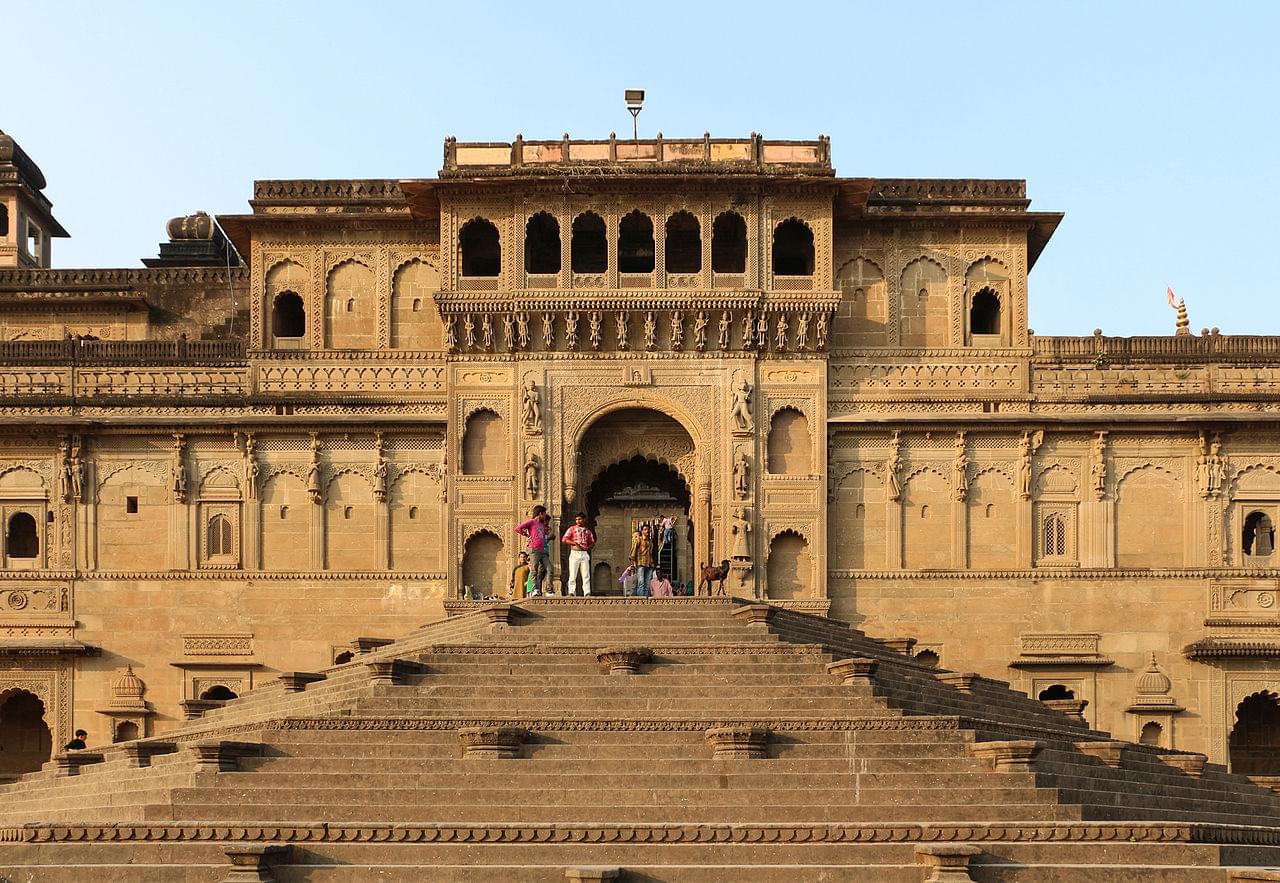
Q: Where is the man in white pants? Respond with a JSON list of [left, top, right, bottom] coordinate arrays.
[[561, 511, 597, 596]]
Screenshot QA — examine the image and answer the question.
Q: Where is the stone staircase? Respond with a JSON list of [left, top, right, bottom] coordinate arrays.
[[3, 597, 1280, 881]]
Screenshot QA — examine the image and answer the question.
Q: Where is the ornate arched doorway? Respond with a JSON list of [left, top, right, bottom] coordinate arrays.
[[0, 690, 52, 778], [570, 408, 701, 595], [1230, 691, 1280, 775]]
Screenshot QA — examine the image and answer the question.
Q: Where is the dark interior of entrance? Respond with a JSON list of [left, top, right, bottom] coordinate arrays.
[[1231, 691, 1280, 775], [0, 690, 51, 779], [581, 456, 693, 595]]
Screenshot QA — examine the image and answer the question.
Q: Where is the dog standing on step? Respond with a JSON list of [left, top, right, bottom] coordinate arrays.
[[698, 560, 732, 596]]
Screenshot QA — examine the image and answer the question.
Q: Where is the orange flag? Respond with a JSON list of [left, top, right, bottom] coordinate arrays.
[[1167, 287, 1178, 309]]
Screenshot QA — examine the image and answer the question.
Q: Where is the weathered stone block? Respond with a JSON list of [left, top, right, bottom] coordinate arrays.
[[915, 843, 982, 882], [596, 646, 652, 675], [277, 671, 326, 693], [827, 655, 879, 685], [705, 726, 770, 759], [459, 726, 527, 758], [1074, 740, 1129, 768], [968, 740, 1043, 771]]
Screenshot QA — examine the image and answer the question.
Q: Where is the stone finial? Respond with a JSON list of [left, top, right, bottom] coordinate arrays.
[[109, 665, 147, 710], [459, 726, 527, 759], [596, 646, 652, 675], [1175, 298, 1190, 336], [165, 211, 215, 241], [1074, 740, 1129, 768], [915, 844, 982, 882], [827, 656, 879, 685], [968, 740, 1043, 772], [705, 726, 770, 759]]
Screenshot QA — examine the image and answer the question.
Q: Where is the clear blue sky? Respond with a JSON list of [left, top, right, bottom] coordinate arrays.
[[5, 1, 1276, 336]]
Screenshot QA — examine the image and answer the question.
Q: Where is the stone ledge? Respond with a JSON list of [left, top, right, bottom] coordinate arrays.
[[705, 726, 770, 759], [596, 646, 652, 675], [190, 740, 263, 772], [458, 726, 528, 759], [222, 843, 290, 883], [968, 740, 1043, 772], [49, 751, 105, 777], [915, 843, 982, 882], [1158, 752, 1207, 777], [277, 671, 326, 693], [827, 656, 879, 685], [1073, 740, 1129, 768]]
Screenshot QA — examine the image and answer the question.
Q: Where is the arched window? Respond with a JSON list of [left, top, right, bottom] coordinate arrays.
[[772, 219, 814, 276], [5, 513, 37, 559], [970, 288, 1001, 335], [0, 204, 8, 238], [1037, 684, 1074, 700], [199, 685, 237, 701], [524, 212, 560, 275], [1231, 691, 1280, 775], [571, 212, 607, 273], [459, 219, 500, 277], [207, 514, 232, 557], [1043, 513, 1066, 557], [665, 211, 701, 273], [914, 649, 940, 668], [1244, 511, 1275, 557], [712, 211, 746, 274], [618, 211, 655, 274], [462, 410, 506, 475], [766, 408, 812, 475], [114, 720, 139, 743], [271, 292, 306, 339], [1139, 721, 1163, 746]]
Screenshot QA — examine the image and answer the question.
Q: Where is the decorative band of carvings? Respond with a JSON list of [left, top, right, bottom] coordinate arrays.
[[829, 568, 1280, 581], [12, 821, 1280, 847], [270, 715, 960, 733], [413, 643, 832, 657], [51, 571, 448, 581]]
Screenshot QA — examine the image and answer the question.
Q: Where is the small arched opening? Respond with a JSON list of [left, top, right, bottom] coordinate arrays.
[[200, 684, 238, 702], [207, 513, 233, 557], [618, 211, 655, 274], [114, 720, 139, 743], [766, 408, 812, 475], [914, 649, 940, 668], [1231, 691, 1280, 775], [6, 512, 38, 559], [571, 212, 608, 274], [459, 219, 501, 277], [1038, 684, 1075, 700], [1139, 721, 1163, 746], [665, 211, 701, 274], [712, 211, 747, 274], [593, 561, 614, 592], [766, 530, 812, 600], [1042, 513, 1067, 558], [271, 292, 306, 341], [461, 530, 504, 598], [772, 219, 814, 277], [1244, 511, 1276, 558], [0, 691, 52, 777], [524, 212, 561, 275], [461, 409, 506, 476], [969, 288, 1001, 336]]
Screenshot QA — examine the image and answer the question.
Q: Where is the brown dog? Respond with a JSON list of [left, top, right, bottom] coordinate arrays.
[[698, 560, 732, 596]]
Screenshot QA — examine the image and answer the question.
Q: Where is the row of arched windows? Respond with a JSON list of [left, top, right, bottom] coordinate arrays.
[[459, 212, 814, 279]]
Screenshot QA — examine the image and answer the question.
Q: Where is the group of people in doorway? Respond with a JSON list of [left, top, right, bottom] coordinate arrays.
[[505, 506, 686, 598]]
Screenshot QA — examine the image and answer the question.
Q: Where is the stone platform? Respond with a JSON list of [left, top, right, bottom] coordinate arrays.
[[2, 598, 1280, 880]]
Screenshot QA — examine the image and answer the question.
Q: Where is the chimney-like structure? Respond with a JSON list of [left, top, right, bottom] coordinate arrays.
[[0, 129, 69, 268]]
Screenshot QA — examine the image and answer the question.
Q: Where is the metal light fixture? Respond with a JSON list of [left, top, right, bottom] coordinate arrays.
[[625, 89, 645, 141]]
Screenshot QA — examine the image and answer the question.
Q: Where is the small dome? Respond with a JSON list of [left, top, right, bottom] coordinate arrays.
[[111, 665, 145, 702], [1136, 653, 1172, 696]]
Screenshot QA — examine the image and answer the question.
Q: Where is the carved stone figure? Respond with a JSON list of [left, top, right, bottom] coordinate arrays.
[[741, 311, 754, 350], [372, 455, 388, 504], [733, 450, 750, 499], [671, 311, 684, 351], [795, 314, 809, 351], [515, 312, 530, 350], [815, 312, 829, 350], [1018, 431, 1033, 500], [69, 443, 86, 504], [307, 439, 324, 505], [444, 315, 458, 352], [755, 312, 768, 350], [1196, 433, 1212, 499], [542, 313, 555, 350], [693, 311, 708, 352], [462, 314, 475, 349], [58, 440, 73, 503], [643, 311, 656, 351], [731, 507, 752, 560], [616, 311, 629, 350], [775, 314, 789, 352], [718, 310, 731, 350], [588, 311, 602, 350], [244, 439, 260, 501], [1091, 431, 1107, 500], [952, 432, 968, 502], [524, 451, 540, 499], [886, 431, 902, 502], [171, 436, 188, 504], [565, 310, 579, 351], [730, 377, 754, 433], [1209, 435, 1227, 497], [502, 313, 515, 352], [480, 314, 493, 351], [521, 379, 542, 435]]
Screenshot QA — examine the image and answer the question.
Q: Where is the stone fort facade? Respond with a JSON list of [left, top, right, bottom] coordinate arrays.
[[0, 127, 1276, 778]]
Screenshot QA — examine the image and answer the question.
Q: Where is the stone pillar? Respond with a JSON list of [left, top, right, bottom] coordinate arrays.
[[885, 499, 903, 569], [171, 497, 190, 571], [1016, 498, 1033, 567], [311, 503, 325, 571], [376, 497, 389, 570], [245, 500, 261, 570], [698, 481, 712, 573], [952, 499, 967, 569]]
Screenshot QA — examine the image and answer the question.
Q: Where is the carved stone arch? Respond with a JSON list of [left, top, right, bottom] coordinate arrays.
[[835, 253, 884, 280], [462, 525, 506, 548], [768, 523, 813, 545], [1115, 461, 1180, 494], [833, 463, 882, 494], [198, 465, 241, 498], [1035, 462, 1079, 497], [1233, 463, 1280, 497], [969, 463, 1015, 487], [568, 394, 707, 458], [263, 465, 306, 486], [324, 467, 371, 494], [96, 461, 166, 492], [765, 527, 814, 601], [0, 464, 47, 491], [389, 464, 437, 489], [904, 464, 947, 484], [901, 254, 948, 278]]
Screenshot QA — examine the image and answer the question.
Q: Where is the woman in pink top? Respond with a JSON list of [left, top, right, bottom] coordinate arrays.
[[649, 568, 674, 598]]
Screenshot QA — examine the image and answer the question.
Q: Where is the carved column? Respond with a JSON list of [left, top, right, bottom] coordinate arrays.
[[952, 499, 967, 570], [1016, 497, 1033, 568]]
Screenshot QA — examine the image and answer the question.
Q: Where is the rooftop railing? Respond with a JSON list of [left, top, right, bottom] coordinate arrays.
[[0, 339, 246, 365]]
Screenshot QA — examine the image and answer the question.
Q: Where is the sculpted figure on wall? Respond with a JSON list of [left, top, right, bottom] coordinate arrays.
[[1196, 432, 1211, 499], [815, 312, 829, 350], [565, 310, 579, 350], [671, 311, 684, 351], [522, 379, 542, 435], [795, 314, 809, 351], [171, 435, 188, 504], [693, 311, 707, 352], [730, 377, 754, 433], [741, 311, 754, 350], [952, 432, 968, 502], [775, 314, 788, 352], [515, 312, 530, 350], [755, 312, 768, 350], [1209, 434, 1226, 498], [463, 314, 475, 349], [731, 507, 752, 560], [1017, 430, 1041, 500], [524, 451, 540, 499], [733, 450, 750, 500], [307, 437, 324, 505], [58, 439, 73, 504], [588, 311, 602, 350], [480, 314, 493, 351], [372, 438, 388, 504], [69, 441, 86, 504], [444, 315, 457, 353], [718, 311, 731, 351], [1091, 431, 1107, 500], [541, 313, 554, 350], [244, 435, 260, 500], [502, 313, 515, 352], [643, 311, 657, 351], [616, 311, 629, 350], [886, 431, 902, 502]]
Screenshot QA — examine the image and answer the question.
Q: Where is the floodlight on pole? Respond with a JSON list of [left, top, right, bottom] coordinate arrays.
[[625, 89, 645, 141]]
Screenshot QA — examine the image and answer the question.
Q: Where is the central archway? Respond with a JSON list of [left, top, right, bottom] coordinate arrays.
[[572, 408, 701, 595], [0, 690, 52, 779]]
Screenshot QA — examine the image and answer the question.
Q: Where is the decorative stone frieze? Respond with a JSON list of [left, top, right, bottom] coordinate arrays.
[[458, 726, 527, 759]]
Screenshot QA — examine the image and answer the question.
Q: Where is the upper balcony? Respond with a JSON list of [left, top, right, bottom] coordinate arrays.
[[440, 134, 833, 179]]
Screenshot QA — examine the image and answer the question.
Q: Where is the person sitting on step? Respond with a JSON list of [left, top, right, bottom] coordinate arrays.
[[649, 568, 674, 598]]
